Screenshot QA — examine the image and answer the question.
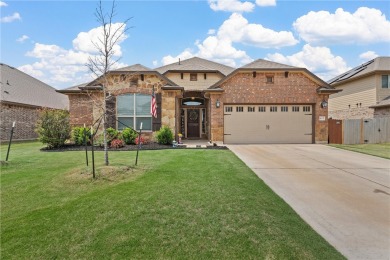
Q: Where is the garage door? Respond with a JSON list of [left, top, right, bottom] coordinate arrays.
[[224, 105, 313, 144]]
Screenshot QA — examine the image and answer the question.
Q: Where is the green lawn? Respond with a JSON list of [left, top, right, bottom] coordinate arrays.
[[1, 142, 344, 259], [329, 143, 390, 159]]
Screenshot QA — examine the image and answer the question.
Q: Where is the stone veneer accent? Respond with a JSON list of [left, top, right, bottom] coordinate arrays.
[[209, 72, 330, 144], [329, 107, 375, 120], [161, 90, 181, 132], [0, 103, 41, 141]]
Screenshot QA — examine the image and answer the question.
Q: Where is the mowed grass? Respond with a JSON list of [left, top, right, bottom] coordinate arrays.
[[1, 142, 344, 259], [330, 143, 390, 159]]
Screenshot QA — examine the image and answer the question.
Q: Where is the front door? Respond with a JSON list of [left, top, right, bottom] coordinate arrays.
[[187, 109, 200, 138]]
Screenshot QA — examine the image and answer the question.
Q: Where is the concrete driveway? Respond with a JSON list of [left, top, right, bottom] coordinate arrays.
[[228, 144, 390, 260]]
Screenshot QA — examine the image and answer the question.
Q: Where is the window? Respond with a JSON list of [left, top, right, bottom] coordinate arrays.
[[117, 94, 152, 131], [292, 106, 299, 112], [270, 106, 277, 112], [266, 75, 274, 84], [258, 106, 266, 112], [281, 106, 288, 112], [248, 106, 255, 112], [303, 106, 311, 112], [190, 73, 197, 81], [236, 106, 244, 112], [382, 75, 390, 88], [225, 106, 233, 112], [204, 73, 207, 80]]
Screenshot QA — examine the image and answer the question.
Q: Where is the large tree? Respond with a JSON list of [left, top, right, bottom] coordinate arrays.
[[87, 0, 131, 165]]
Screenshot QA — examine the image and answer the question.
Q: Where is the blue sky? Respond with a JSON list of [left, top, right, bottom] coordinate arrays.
[[1, 0, 389, 89]]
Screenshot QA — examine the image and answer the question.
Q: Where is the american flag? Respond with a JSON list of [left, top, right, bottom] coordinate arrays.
[[151, 87, 157, 118]]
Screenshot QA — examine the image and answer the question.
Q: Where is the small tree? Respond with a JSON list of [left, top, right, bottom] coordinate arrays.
[[87, 0, 131, 165], [36, 109, 71, 148]]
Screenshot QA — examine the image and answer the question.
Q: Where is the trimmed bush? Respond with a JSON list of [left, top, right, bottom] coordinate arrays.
[[122, 127, 138, 144], [36, 109, 71, 148], [106, 127, 119, 144], [72, 127, 91, 145], [110, 139, 125, 148], [156, 126, 174, 145]]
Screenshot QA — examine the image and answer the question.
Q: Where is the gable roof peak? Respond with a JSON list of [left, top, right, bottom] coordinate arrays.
[[240, 59, 300, 70]]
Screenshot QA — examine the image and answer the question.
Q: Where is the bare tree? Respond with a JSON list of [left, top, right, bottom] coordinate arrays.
[[87, 0, 131, 165]]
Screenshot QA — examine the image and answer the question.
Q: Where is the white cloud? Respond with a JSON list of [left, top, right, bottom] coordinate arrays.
[[0, 1, 8, 7], [72, 23, 127, 56], [255, 0, 276, 7], [208, 0, 255, 13], [161, 12, 296, 67], [207, 29, 216, 35], [359, 51, 378, 61], [266, 44, 350, 80], [1, 12, 21, 23], [162, 49, 195, 66], [294, 7, 390, 44], [152, 60, 159, 67], [16, 35, 29, 43], [218, 13, 298, 48], [19, 24, 129, 89]]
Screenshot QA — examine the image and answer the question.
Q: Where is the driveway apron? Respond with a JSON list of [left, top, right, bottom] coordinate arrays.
[[228, 144, 390, 260]]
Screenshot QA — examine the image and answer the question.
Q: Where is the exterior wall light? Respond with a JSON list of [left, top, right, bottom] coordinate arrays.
[[216, 99, 220, 108], [320, 99, 328, 108]]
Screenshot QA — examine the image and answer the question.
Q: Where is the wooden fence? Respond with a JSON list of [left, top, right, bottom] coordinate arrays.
[[329, 118, 390, 144]]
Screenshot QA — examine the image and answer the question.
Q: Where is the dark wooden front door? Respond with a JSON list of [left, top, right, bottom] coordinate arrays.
[[187, 109, 200, 138]]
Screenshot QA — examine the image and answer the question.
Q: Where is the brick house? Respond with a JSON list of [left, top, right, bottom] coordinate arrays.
[[58, 57, 338, 144], [328, 57, 390, 119], [0, 63, 69, 141]]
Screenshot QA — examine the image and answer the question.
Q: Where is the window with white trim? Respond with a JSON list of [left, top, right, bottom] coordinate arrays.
[[117, 94, 152, 131], [382, 75, 390, 88]]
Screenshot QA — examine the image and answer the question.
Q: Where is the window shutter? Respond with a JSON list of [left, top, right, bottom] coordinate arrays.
[[105, 95, 117, 129], [152, 93, 162, 131]]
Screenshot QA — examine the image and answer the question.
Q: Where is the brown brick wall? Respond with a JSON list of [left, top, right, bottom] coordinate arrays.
[[0, 103, 40, 141], [68, 94, 94, 127], [209, 71, 330, 143]]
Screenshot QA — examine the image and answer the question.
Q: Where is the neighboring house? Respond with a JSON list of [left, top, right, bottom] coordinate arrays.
[[58, 57, 338, 144], [0, 63, 69, 141], [328, 57, 390, 119]]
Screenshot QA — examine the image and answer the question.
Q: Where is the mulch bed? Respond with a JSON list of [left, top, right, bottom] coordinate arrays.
[[41, 143, 228, 152]]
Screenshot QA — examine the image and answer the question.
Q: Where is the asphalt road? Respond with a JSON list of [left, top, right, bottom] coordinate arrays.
[[228, 144, 390, 260]]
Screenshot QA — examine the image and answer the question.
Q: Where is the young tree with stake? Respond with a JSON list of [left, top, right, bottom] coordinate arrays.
[[87, 0, 131, 165]]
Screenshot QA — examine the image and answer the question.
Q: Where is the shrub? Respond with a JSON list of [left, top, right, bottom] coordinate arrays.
[[122, 127, 138, 144], [35, 109, 71, 148], [156, 126, 174, 145], [110, 139, 125, 148], [106, 127, 119, 144], [134, 135, 145, 145], [72, 127, 91, 145]]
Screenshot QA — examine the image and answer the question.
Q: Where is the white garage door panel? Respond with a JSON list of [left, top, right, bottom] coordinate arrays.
[[224, 105, 312, 144]]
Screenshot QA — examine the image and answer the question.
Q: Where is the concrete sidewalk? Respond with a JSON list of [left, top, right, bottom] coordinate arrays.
[[229, 144, 390, 260]]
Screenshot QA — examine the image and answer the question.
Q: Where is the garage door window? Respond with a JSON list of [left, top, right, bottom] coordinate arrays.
[[248, 107, 255, 112], [258, 106, 266, 112], [303, 106, 311, 112], [270, 106, 277, 112], [292, 106, 299, 112], [281, 106, 288, 112], [225, 106, 233, 112], [236, 106, 244, 112]]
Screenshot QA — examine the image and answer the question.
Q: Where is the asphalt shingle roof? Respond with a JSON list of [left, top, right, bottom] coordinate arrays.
[[111, 64, 152, 72], [240, 59, 299, 69], [0, 63, 69, 109], [328, 57, 390, 85], [155, 57, 235, 76]]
